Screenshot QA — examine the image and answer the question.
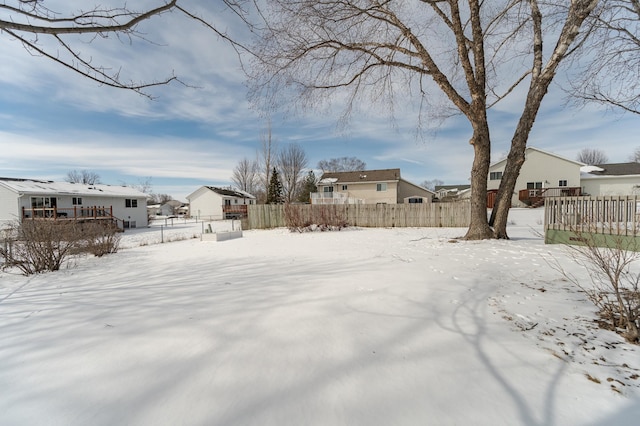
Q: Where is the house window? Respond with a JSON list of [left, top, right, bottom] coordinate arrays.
[[490, 171, 503, 180], [224, 199, 231, 206], [526, 182, 543, 189], [342, 185, 348, 191], [558, 180, 567, 187], [125, 199, 138, 208], [377, 183, 387, 192], [323, 186, 334, 193], [30, 197, 56, 217], [123, 220, 137, 229], [408, 198, 423, 204], [72, 197, 82, 205], [234, 199, 238, 204], [31, 196, 54, 209]]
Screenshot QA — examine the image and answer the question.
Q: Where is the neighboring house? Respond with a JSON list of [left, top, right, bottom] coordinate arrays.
[[0, 177, 149, 230], [487, 147, 583, 207], [434, 184, 471, 201], [176, 203, 189, 216], [581, 163, 640, 196], [312, 169, 434, 205], [147, 203, 161, 217], [187, 186, 256, 220], [160, 200, 185, 216]]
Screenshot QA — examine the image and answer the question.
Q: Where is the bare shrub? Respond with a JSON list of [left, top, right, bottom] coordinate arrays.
[[0, 220, 83, 275], [81, 222, 121, 257], [0, 219, 121, 275], [549, 229, 640, 343], [284, 204, 348, 232]]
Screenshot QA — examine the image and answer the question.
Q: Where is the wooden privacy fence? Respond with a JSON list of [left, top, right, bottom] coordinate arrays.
[[245, 203, 471, 230]]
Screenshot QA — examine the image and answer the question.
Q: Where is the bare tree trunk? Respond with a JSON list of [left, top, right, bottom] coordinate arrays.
[[278, 143, 308, 203], [489, 129, 527, 239], [464, 123, 493, 240], [257, 121, 277, 204], [490, 0, 600, 239]]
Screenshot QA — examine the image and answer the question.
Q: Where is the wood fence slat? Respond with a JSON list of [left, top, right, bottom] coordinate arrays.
[[245, 203, 471, 229], [544, 195, 640, 237]]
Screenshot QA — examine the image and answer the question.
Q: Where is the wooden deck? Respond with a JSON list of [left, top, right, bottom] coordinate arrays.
[[223, 205, 248, 219], [519, 187, 581, 207], [21, 206, 122, 228]]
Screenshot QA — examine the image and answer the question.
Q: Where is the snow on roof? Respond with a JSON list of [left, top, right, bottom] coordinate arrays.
[[0, 177, 148, 198], [204, 186, 256, 199], [318, 178, 338, 184], [580, 165, 605, 173]]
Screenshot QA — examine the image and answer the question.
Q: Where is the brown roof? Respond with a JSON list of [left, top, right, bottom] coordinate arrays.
[[319, 168, 401, 183], [590, 163, 640, 176]]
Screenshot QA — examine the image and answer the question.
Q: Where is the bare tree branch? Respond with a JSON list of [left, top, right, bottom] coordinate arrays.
[[0, 1, 243, 97], [568, 0, 640, 113]]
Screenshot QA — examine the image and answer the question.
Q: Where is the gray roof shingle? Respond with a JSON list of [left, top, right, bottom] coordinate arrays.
[[590, 163, 640, 176]]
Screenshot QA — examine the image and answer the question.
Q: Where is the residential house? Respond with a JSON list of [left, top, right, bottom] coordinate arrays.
[[487, 147, 583, 207], [312, 169, 434, 205], [0, 177, 149, 230], [187, 186, 256, 220], [160, 200, 187, 216], [147, 203, 161, 217], [434, 184, 471, 202], [147, 200, 189, 218], [581, 163, 640, 196]]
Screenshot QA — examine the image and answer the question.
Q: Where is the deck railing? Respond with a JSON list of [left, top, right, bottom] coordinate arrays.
[[310, 192, 364, 205], [544, 196, 640, 236], [223, 205, 248, 219], [22, 206, 114, 220], [519, 187, 581, 206]]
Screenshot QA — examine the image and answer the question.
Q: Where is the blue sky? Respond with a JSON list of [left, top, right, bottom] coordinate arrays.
[[1, 2, 639, 202]]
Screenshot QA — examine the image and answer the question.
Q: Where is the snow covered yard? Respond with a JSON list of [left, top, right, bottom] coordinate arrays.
[[1, 209, 638, 425]]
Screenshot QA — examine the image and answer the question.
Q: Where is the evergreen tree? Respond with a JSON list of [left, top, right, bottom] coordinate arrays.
[[266, 167, 284, 204], [296, 170, 318, 203]]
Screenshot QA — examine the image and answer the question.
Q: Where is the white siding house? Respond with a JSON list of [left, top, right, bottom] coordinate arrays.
[[187, 186, 256, 220], [581, 163, 640, 196], [0, 177, 148, 230], [488, 147, 583, 207]]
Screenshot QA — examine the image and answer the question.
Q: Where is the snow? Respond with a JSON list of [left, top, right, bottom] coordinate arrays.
[[0, 177, 147, 197], [580, 165, 605, 174], [1, 209, 639, 425]]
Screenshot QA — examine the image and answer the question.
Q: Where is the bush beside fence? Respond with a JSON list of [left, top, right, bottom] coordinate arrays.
[[245, 203, 471, 230]]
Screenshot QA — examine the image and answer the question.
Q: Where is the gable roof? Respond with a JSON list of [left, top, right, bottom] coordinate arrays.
[[319, 168, 401, 184], [490, 147, 585, 169], [584, 163, 640, 176], [162, 200, 185, 208], [0, 177, 147, 198], [435, 184, 471, 192], [204, 186, 256, 199]]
